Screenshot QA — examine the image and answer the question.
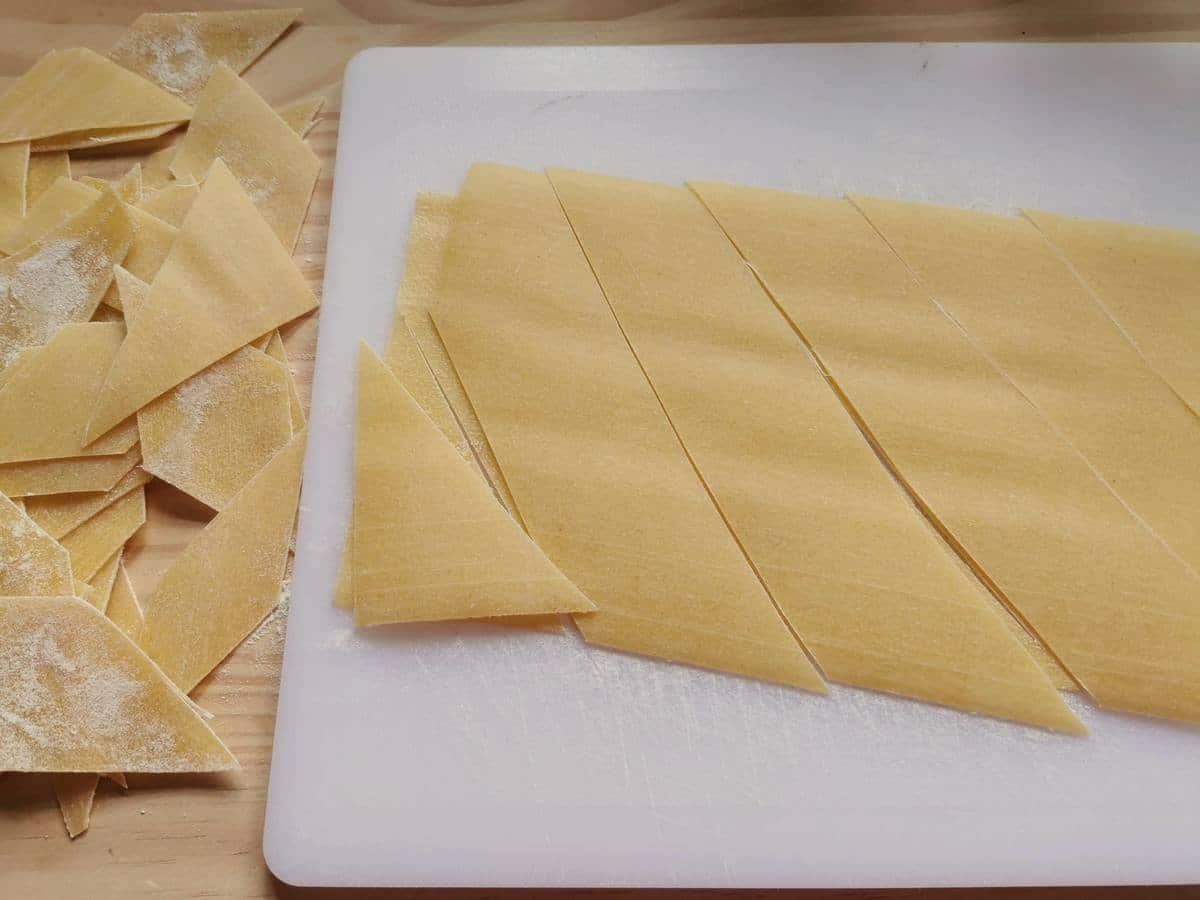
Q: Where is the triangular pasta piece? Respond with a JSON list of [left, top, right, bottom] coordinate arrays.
[[339, 330, 562, 632], [263, 330, 305, 429], [0, 48, 191, 144], [30, 121, 181, 153], [0, 596, 237, 773], [0, 188, 134, 373], [276, 95, 324, 137], [0, 445, 141, 499], [60, 487, 145, 582], [24, 468, 151, 542], [102, 206, 179, 312], [121, 206, 177, 287], [0, 323, 139, 464], [112, 266, 151, 321], [351, 345, 596, 626], [140, 346, 294, 510], [138, 432, 306, 693], [53, 773, 100, 839], [170, 63, 319, 250], [109, 8, 300, 105], [548, 167, 1080, 733], [86, 549, 123, 615], [0, 175, 94, 255], [84, 159, 318, 444], [24, 151, 69, 207], [107, 559, 144, 642], [0, 141, 28, 233], [0, 491, 73, 596]]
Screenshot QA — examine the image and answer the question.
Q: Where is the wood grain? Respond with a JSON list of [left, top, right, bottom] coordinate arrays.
[[1, 3, 1197, 897]]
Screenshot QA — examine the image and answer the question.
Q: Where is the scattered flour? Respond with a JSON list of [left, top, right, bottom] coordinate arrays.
[[0, 600, 223, 773], [214, 135, 279, 205], [10, 238, 104, 322], [118, 15, 211, 99], [0, 212, 119, 369], [244, 578, 292, 649], [320, 627, 364, 653], [0, 495, 72, 596], [140, 346, 292, 508], [1, 614, 145, 770]]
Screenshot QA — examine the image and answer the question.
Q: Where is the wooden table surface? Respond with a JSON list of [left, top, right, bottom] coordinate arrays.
[[2, 3, 1199, 898]]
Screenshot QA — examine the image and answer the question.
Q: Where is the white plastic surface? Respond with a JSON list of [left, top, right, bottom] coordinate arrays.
[[264, 44, 1200, 888]]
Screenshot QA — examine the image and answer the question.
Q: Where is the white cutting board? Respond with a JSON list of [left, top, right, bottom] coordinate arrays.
[[264, 44, 1200, 888]]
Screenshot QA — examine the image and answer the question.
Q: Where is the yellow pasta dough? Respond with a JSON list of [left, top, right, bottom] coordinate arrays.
[[430, 164, 825, 691], [24, 467, 151, 540], [84, 159, 318, 445], [338, 331, 562, 633], [136, 180, 200, 227], [74, 578, 100, 609], [351, 346, 595, 626], [391, 193, 519, 513], [332, 540, 353, 611], [30, 122, 182, 153], [139, 346, 294, 511], [264, 330, 305, 430], [140, 142, 178, 191], [0, 491, 74, 596], [106, 560, 144, 643], [0, 173, 174, 312], [1025, 209, 1200, 418], [0, 596, 238, 773], [170, 63, 320, 250], [387, 200, 476, 467], [53, 773, 101, 839], [86, 549, 123, 615], [108, 8, 301, 106], [0, 176, 95, 256], [24, 151, 69, 207], [549, 168, 1080, 732], [111, 266, 150, 321], [692, 184, 1200, 721], [333, 318, 473, 612], [60, 487, 146, 583], [0, 141, 29, 233], [0, 323, 139, 464], [80, 165, 144, 205], [102, 206, 179, 312], [853, 196, 1200, 579], [122, 206, 177, 284], [139, 432, 306, 693], [0, 188, 133, 373], [0, 445, 141, 498], [276, 95, 324, 138], [0, 48, 191, 144], [91, 306, 126, 324]]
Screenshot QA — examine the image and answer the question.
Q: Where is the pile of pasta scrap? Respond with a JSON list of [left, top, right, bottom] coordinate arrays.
[[339, 162, 1200, 738], [0, 9, 320, 837]]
